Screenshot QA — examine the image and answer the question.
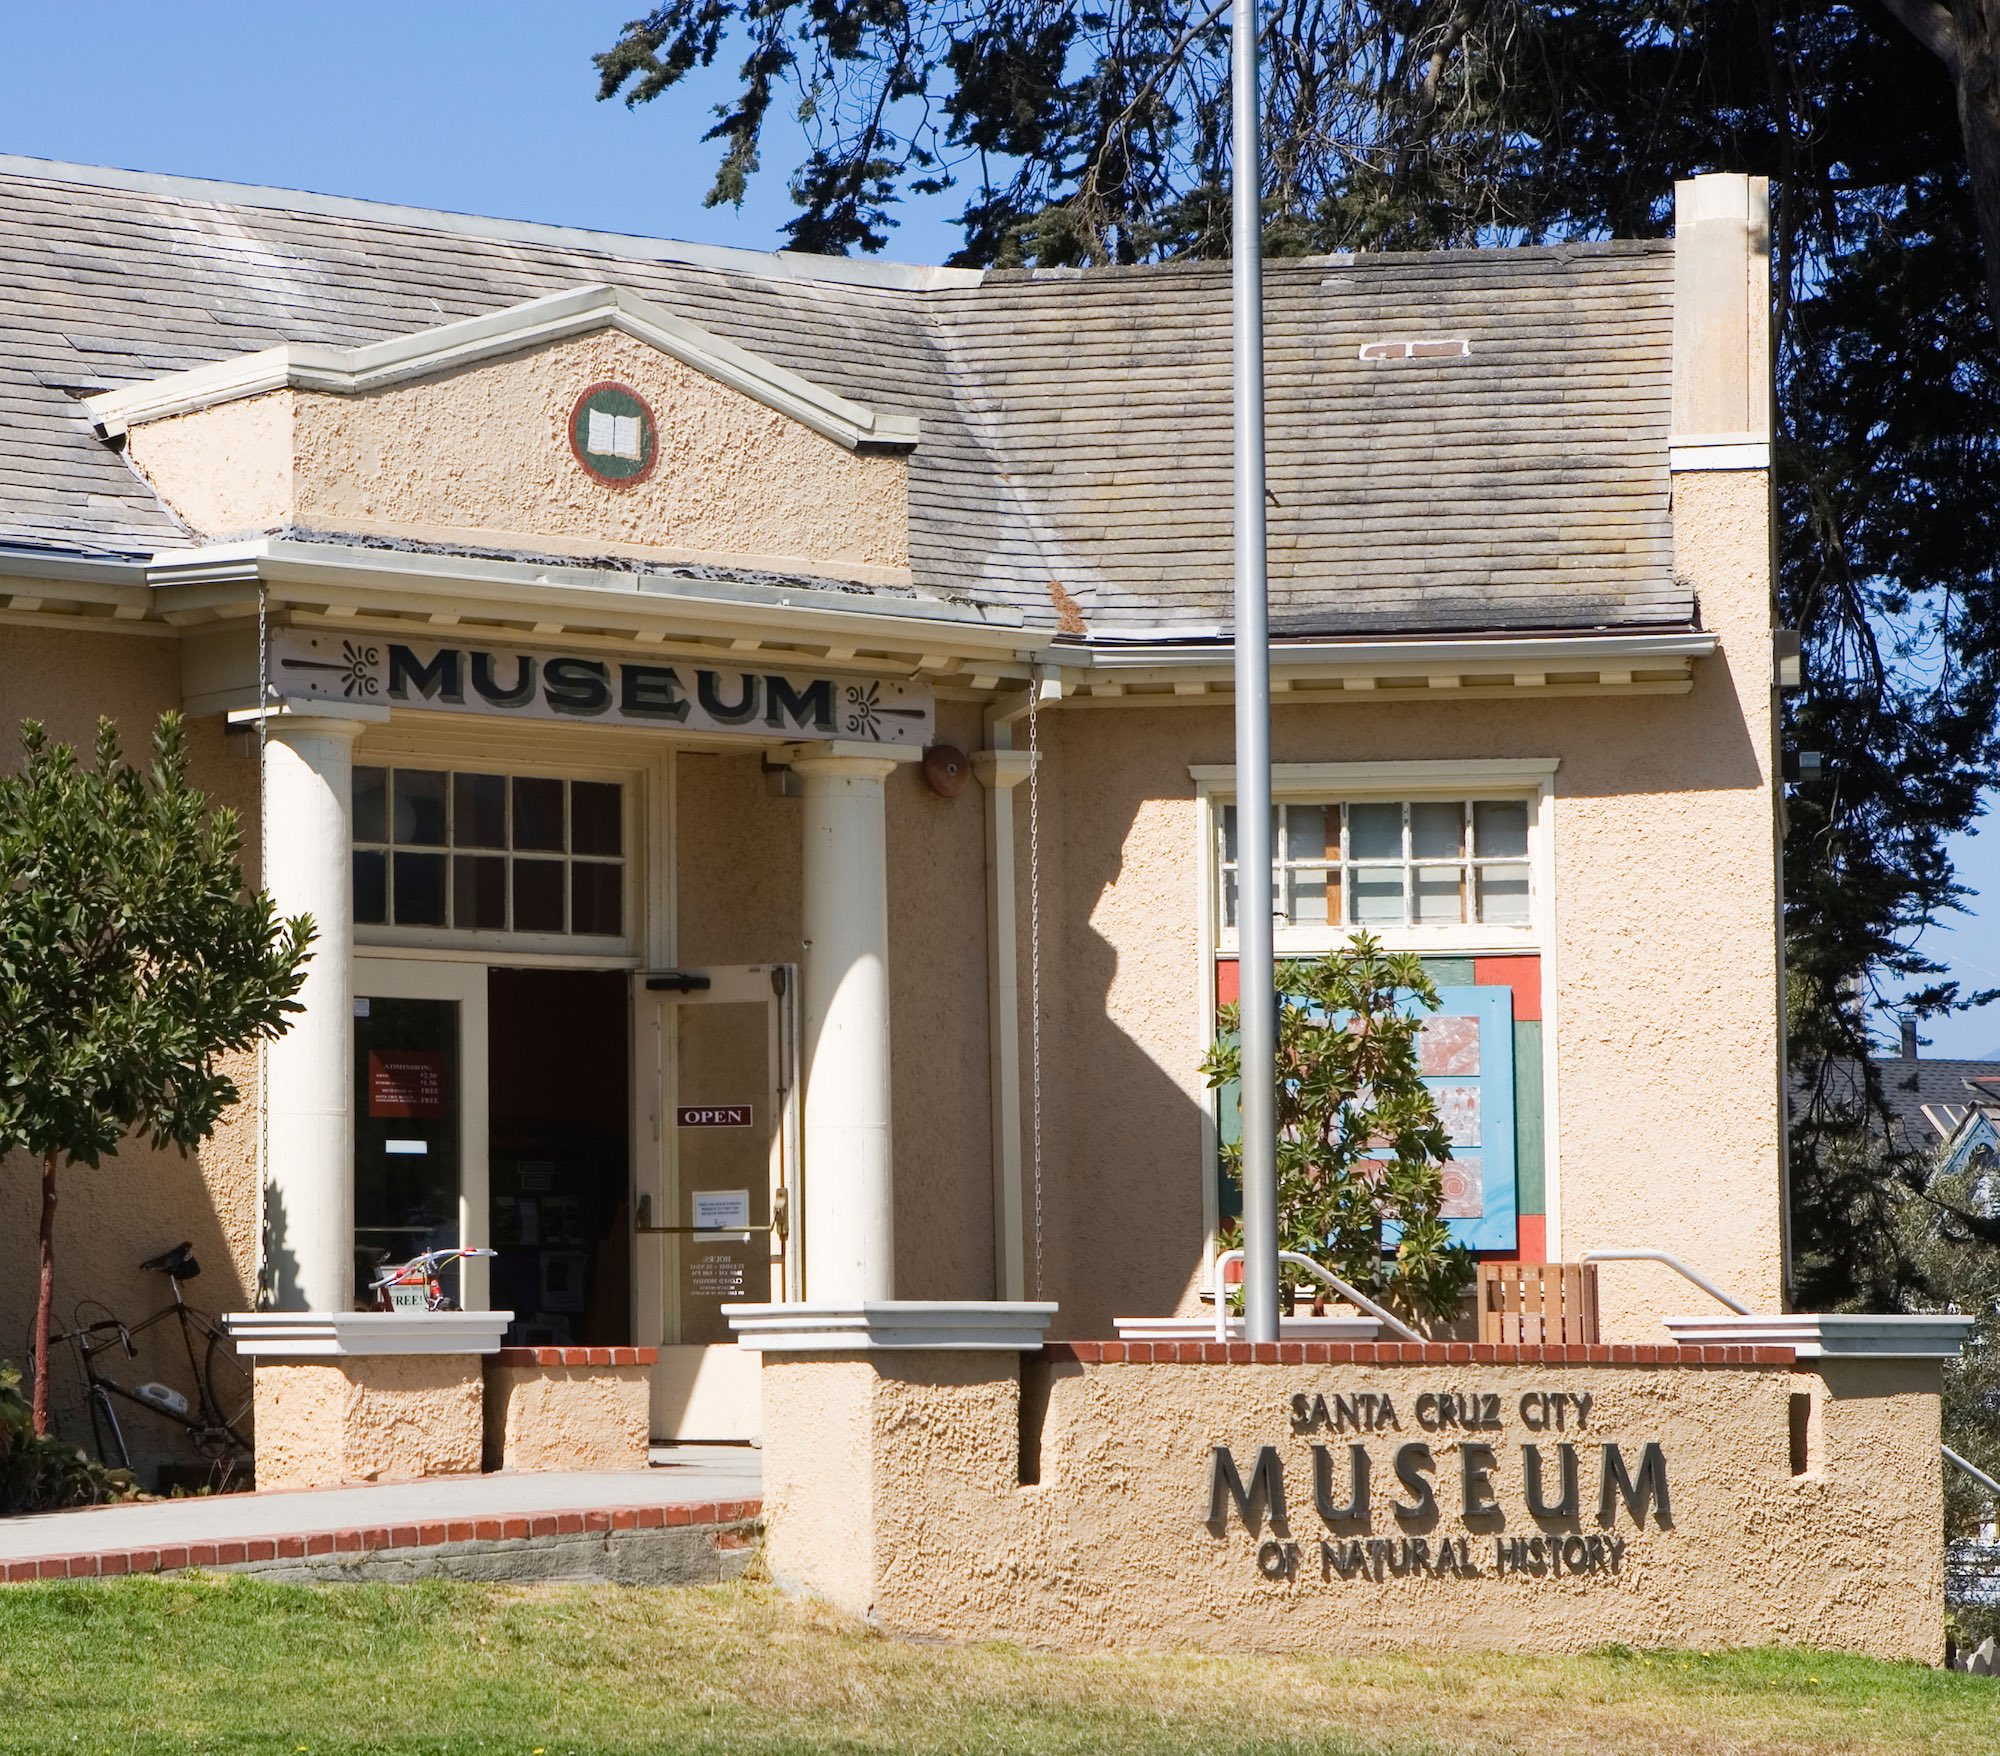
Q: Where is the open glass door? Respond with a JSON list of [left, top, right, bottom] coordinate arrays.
[[352, 957, 490, 1311], [634, 964, 796, 1442]]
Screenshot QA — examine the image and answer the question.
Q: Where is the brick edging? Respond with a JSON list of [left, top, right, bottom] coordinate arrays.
[[0, 1496, 761, 1583], [488, 1346, 659, 1367], [1041, 1340, 1798, 1367]]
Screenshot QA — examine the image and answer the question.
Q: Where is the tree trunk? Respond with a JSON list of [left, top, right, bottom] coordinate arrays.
[[1954, 0, 2000, 329], [1878, 0, 2000, 328], [32, 1151, 56, 1438]]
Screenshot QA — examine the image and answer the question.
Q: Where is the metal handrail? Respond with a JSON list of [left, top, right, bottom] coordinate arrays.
[[1579, 1249, 1751, 1315], [1946, 1445, 2000, 1497], [1209, 1248, 1422, 1343]]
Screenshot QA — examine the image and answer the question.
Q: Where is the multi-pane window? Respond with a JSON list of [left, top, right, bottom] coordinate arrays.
[[353, 767, 625, 938], [1219, 798, 1532, 932]]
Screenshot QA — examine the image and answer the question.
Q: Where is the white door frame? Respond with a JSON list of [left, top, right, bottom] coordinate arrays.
[[352, 954, 492, 1311], [633, 962, 800, 1345]]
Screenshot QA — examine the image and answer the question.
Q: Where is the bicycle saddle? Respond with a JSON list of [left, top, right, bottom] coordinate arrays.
[[140, 1241, 200, 1280]]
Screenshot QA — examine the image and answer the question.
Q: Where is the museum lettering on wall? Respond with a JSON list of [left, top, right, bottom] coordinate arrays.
[[1207, 1388, 1671, 1586], [271, 629, 935, 747]]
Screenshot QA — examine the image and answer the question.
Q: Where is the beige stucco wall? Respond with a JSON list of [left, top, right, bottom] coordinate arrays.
[[483, 1359, 650, 1471], [0, 620, 263, 1478], [252, 1355, 483, 1490], [760, 1352, 1944, 1662], [123, 391, 295, 540], [674, 700, 996, 1304], [1027, 463, 1780, 1339], [124, 330, 911, 582]]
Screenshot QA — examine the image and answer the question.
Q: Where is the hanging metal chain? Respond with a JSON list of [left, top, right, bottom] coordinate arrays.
[[1028, 665, 1044, 1301], [255, 583, 271, 1309]]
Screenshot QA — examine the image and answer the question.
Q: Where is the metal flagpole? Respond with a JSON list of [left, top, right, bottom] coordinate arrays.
[[1232, 0, 1280, 1345]]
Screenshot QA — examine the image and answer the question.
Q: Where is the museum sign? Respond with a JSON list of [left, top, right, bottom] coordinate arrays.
[[271, 630, 935, 746], [1208, 1386, 1671, 1586]]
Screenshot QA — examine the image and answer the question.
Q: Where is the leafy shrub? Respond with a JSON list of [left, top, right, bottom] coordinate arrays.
[[1202, 933, 1474, 1323], [0, 1361, 134, 1514]]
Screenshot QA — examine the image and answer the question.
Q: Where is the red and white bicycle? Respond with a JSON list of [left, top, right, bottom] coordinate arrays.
[[369, 1246, 498, 1313]]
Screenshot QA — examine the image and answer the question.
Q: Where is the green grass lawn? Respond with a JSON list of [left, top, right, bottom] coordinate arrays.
[[0, 1574, 1989, 1755]]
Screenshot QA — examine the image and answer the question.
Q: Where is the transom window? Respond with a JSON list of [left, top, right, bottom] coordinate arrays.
[[1219, 798, 1532, 933], [353, 766, 624, 938]]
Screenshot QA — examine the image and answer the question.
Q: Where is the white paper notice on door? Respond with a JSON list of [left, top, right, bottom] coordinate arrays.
[[692, 1188, 752, 1232]]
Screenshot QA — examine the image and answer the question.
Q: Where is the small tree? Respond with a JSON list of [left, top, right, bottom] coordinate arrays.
[[0, 714, 313, 1435], [1202, 933, 1473, 1323]]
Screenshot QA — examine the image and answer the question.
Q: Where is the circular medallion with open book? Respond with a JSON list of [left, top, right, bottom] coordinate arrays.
[[567, 380, 658, 485]]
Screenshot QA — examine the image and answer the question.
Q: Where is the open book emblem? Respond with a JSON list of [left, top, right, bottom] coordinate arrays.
[[569, 380, 658, 486]]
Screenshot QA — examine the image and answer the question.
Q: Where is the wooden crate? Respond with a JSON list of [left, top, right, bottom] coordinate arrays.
[[1478, 1261, 1600, 1346]]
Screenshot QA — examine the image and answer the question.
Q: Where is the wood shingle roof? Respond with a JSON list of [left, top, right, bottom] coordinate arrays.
[[0, 157, 1686, 639]]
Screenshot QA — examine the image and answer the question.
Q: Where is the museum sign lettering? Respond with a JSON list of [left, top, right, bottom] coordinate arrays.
[[272, 631, 934, 747], [1207, 1388, 1671, 1586]]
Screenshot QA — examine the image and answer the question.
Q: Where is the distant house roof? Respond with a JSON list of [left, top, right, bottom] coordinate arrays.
[[0, 155, 1684, 640], [1806, 1056, 2000, 1175]]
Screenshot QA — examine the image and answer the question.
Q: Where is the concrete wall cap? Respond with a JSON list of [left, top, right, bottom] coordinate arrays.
[[222, 1311, 516, 1358], [724, 1300, 1059, 1352], [1660, 1312, 1973, 1359]]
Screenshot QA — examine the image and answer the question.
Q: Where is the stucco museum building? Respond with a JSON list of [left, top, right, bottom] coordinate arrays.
[[2, 156, 1964, 1657]]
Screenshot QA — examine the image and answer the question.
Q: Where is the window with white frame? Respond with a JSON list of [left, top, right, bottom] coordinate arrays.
[[1219, 798, 1531, 933], [352, 766, 626, 940], [1203, 764, 1553, 951]]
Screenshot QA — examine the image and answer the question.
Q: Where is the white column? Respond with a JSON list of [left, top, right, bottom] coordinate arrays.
[[258, 708, 372, 1312], [794, 749, 900, 1303], [974, 749, 1032, 1301]]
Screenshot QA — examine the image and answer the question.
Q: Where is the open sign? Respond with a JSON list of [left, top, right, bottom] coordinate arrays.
[[677, 1105, 752, 1128]]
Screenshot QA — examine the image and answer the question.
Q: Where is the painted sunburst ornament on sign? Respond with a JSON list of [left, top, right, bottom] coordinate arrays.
[[568, 381, 659, 485]]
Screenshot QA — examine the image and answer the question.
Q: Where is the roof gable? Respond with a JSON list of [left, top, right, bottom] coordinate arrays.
[[107, 313, 916, 585], [84, 283, 919, 454]]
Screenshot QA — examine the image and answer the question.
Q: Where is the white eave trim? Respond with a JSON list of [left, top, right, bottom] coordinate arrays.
[[142, 537, 1035, 661], [1060, 630, 1716, 698], [85, 283, 920, 454], [1669, 431, 1771, 472], [1077, 632, 1717, 671]]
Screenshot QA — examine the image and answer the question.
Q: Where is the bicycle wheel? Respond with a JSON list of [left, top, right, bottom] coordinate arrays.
[[199, 1323, 254, 1455]]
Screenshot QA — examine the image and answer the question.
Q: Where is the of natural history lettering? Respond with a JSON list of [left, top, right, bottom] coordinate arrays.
[[1208, 1388, 1672, 1587]]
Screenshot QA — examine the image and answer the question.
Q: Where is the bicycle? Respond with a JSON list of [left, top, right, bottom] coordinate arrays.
[[370, 1245, 497, 1312], [31, 1242, 253, 1484]]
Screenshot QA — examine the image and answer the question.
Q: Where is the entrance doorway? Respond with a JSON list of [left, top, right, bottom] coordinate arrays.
[[487, 968, 631, 1347], [636, 964, 797, 1440]]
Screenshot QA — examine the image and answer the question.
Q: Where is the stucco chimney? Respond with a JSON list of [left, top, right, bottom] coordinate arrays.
[[1671, 174, 1773, 447]]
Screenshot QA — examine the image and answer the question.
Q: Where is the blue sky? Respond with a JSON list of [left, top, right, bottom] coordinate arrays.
[[0, 1, 966, 262], [5, 4, 1996, 1057]]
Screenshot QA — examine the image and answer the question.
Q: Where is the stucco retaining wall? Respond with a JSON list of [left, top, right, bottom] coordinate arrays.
[[483, 1347, 655, 1471], [759, 1344, 1945, 1663], [252, 1356, 483, 1490]]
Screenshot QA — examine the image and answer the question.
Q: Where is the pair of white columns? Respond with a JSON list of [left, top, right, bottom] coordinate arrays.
[[256, 716, 903, 1313]]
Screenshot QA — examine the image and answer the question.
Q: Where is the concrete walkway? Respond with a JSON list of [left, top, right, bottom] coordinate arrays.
[[0, 1445, 761, 1571]]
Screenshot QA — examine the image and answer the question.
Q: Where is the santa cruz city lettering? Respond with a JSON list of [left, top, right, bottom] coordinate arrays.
[[270, 630, 935, 748], [1209, 1388, 1670, 1586]]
